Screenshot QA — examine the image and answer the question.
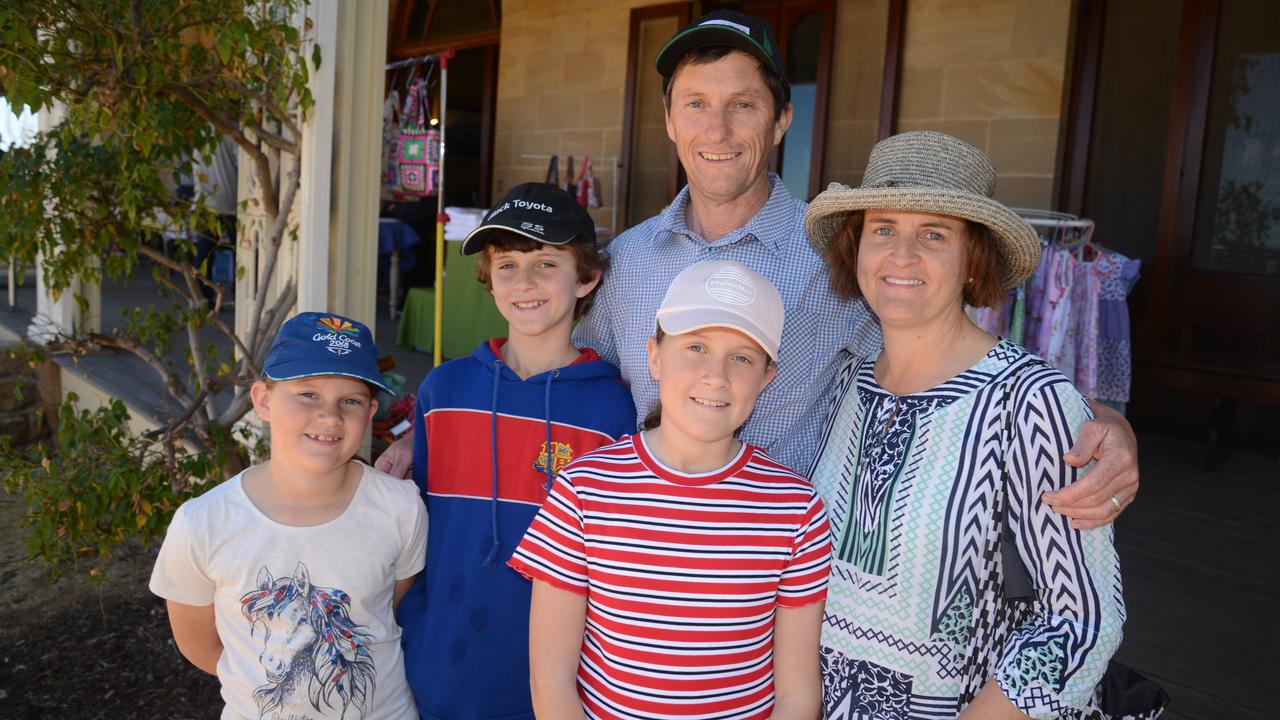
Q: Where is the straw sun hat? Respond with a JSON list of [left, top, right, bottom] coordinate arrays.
[[805, 130, 1040, 289]]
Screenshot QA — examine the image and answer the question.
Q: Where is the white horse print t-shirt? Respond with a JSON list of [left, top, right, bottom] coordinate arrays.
[[150, 464, 426, 720]]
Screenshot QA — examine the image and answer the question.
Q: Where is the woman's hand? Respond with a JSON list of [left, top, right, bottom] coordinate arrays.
[[373, 434, 414, 479], [1042, 400, 1139, 529]]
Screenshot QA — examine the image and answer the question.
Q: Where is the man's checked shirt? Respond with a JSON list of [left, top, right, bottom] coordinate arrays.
[[574, 174, 882, 474]]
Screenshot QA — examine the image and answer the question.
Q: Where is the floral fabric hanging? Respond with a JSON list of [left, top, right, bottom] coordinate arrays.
[[398, 78, 440, 196], [382, 89, 401, 194]]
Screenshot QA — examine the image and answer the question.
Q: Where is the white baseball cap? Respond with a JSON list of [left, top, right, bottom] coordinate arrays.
[[656, 260, 784, 361]]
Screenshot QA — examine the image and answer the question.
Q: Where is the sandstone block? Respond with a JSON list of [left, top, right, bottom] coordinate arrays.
[[988, 117, 1061, 176]]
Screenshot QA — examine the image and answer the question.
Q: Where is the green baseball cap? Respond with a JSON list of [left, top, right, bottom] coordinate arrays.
[[655, 10, 790, 101]]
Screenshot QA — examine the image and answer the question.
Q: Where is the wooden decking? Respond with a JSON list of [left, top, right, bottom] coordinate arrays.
[[1114, 428, 1279, 720]]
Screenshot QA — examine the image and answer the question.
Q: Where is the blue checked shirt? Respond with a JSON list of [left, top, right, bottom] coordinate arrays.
[[574, 175, 882, 474]]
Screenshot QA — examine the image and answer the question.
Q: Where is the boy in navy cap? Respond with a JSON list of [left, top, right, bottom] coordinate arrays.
[[151, 312, 426, 720], [378, 182, 635, 720]]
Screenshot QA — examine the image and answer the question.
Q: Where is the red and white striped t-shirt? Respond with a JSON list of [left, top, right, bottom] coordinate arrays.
[[508, 433, 833, 719]]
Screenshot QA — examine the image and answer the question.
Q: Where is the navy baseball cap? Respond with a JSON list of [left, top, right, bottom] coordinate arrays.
[[655, 10, 790, 100], [459, 182, 597, 256], [262, 312, 393, 394]]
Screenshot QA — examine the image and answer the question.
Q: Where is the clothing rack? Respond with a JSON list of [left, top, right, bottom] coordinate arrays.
[[385, 54, 440, 71], [1013, 207, 1094, 235], [1016, 209, 1097, 255], [386, 48, 454, 366], [1011, 207, 1077, 221], [1024, 217, 1094, 230], [520, 153, 621, 237], [1000, 209, 1094, 343], [977, 209, 1140, 412]]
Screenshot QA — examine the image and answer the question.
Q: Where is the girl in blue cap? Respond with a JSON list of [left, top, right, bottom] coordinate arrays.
[[150, 311, 426, 720]]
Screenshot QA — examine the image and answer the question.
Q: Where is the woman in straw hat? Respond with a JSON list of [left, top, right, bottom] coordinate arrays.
[[804, 131, 1124, 719]]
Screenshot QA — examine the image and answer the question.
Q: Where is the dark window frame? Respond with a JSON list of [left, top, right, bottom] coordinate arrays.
[[1062, 0, 1280, 433], [618, 2, 692, 229]]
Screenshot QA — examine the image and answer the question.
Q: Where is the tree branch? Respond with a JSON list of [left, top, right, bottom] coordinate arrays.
[[219, 276, 294, 428], [216, 386, 255, 429], [253, 277, 297, 369], [178, 265, 221, 422], [78, 334, 202, 432], [241, 165, 299, 378], [247, 124, 298, 154], [136, 244, 254, 368], [210, 78, 302, 141], [160, 82, 279, 217], [143, 387, 209, 440], [43, 324, 216, 452]]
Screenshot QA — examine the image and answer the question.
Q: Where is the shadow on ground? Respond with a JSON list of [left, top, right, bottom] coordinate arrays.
[[0, 492, 220, 719]]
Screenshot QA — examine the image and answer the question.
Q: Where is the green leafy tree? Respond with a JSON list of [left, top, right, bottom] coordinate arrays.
[[1212, 179, 1280, 272], [0, 1, 317, 570]]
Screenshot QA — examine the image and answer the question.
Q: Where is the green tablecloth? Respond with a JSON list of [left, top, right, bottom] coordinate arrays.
[[396, 248, 508, 359]]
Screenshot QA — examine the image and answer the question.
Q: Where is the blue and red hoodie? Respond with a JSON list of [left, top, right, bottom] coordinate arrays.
[[397, 338, 635, 720]]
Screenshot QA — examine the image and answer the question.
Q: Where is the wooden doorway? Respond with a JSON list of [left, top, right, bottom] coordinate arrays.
[[1065, 0, 1280, 453], [1148, 0, 1280, 365], [619, 3, 692, 230], [388, 0, 500, 207]]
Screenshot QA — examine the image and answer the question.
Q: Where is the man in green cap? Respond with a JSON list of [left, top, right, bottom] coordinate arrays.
[[573, 8, 1139, 523]]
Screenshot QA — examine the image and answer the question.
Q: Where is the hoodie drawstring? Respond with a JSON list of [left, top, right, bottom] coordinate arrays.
[[543, 371, 559, 492], [483, 359, 503, 567], [483, 358, 563, 568]]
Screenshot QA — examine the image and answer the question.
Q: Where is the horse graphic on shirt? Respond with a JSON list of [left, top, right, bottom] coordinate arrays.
[[240, 562, 376, 719]]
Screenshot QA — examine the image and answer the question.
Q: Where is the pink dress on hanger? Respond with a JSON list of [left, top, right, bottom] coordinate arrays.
[[1039, 248, 1077, 380], [1023, 243, 1056, 355], [1070, 253, 1101, 398], [972, 297, 1013, 338]]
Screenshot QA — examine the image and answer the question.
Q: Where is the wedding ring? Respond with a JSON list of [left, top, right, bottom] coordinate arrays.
[[1109, 495, 1122, 512]]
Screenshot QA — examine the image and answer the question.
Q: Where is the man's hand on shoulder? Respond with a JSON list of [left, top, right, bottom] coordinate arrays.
[[374, 435, 413, 480], [1043, 400, 1139, 530]]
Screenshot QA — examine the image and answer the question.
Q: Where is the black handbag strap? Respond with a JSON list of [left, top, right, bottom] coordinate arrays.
[[996, 374, 1167, 719], [958, 373, 1034, 707], [999, 379, 1036, 601]]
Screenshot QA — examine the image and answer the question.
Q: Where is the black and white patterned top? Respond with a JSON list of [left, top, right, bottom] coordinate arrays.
[[811, 338, 1125, 720]]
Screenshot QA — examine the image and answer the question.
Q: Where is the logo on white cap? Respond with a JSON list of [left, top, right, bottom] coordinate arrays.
[[704, 266, 756, 305]]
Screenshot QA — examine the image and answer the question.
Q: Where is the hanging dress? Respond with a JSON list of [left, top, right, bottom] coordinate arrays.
[[1069, 251, 1102, 398], [1096, 254, 1141, 405], [1038, 247, 1077, 381]]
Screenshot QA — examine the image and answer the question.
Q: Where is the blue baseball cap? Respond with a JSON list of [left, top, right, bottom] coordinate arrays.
[[261, 312, 393, 394]]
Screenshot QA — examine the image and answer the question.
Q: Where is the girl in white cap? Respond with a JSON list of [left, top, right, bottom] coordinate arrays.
[[509, 260, 832, 720]]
